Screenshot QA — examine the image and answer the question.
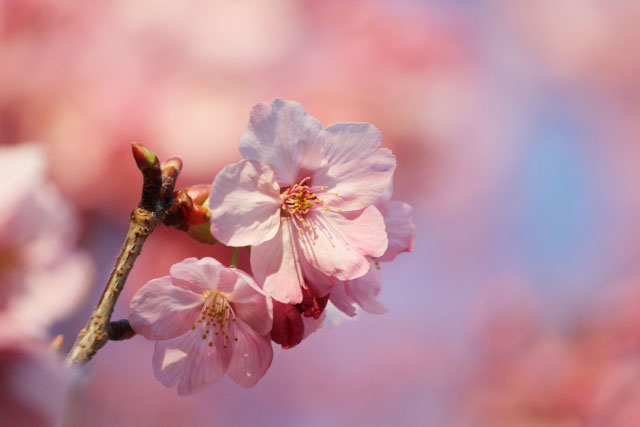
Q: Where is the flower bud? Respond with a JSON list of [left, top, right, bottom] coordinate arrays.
[[164, 185, 217, 244], [161, 157, 183, 180], [131, 143, 159, 172]]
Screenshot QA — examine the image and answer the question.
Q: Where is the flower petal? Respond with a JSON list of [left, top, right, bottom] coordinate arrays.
[[170, 257, 238, 294], [299, 262, 336, 298], [375, 200, 415, 262], [346, 265, 387, 314], [129, 276, 203, 340], [229, 269, 273, 336], [328, 284, 357, 317], [226, 320, 273, 388], [239, 99, 323, 186], [209, 160, 281, 246], [296, 206, 386, 281], [313, 123, 396, 211], [152, 330, 228, 395], [251, 218, 304, 304]]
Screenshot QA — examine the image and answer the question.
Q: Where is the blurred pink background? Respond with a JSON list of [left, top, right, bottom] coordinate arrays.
[[3, 0, 640, 425]]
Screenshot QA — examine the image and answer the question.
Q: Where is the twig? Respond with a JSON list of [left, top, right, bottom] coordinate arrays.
[[65, 144, 180, 367]]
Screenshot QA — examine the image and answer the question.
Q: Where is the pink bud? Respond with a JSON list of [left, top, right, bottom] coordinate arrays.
[[131, 143, 158, 171], [161, 157, 183, 179]]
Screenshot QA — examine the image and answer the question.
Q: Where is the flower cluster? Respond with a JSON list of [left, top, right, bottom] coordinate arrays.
[[129, 99, 414, 394]]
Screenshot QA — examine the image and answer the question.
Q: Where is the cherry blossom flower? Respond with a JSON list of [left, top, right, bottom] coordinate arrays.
[[129, 257, 273, 394], [209, 98, 395, 304]]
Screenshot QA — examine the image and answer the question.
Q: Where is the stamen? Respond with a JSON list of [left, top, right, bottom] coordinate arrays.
[[281, 177, 332, 232], [196, 290, 238, 347]]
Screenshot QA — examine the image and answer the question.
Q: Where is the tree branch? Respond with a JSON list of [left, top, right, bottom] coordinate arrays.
[[65, 144, 179, 367]]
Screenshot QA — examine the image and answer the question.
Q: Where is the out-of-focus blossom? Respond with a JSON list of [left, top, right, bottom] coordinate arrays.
[[0, 331, 70, 427], [456, 278, 640, 427], [0, 144, 92, 336], [129, 257, 273, 394], [209, 98, 394, 304], [0, 144, 91, 426]]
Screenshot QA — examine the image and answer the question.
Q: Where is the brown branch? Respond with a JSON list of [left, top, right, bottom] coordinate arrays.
[[65, 144, 179, 367]]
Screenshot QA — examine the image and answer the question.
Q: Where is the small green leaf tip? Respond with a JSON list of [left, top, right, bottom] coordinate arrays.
[[131, 142, 158, 171]]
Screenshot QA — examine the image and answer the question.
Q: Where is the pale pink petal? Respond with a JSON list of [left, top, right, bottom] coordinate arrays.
[[312, 123, 396, 211], [226, 320, 273, 388], [378, 179, 394, 203], [299, 263, 336, 298], [296, 207, 386, 281], [346, 266, 387, 314], [251, 218, 304, 304], [376, 200, 416, 262], [209, 160, 281, 246], [239, 99, 323, 186], [229, 270, 273, 335], [152, 330, 227, 396], [129, 276, 203, 340], [329, 206, 388, 258], [170, 257, 238, 294], [328, 284, 357, 317]]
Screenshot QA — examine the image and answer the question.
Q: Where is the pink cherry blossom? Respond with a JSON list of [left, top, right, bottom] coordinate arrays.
[[129, 257, 273, 394], [209, 99, 395, 304]]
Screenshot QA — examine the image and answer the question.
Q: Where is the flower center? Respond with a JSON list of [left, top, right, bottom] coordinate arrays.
[[280, 177, 330, 231], [192, 290, 238, 348]]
